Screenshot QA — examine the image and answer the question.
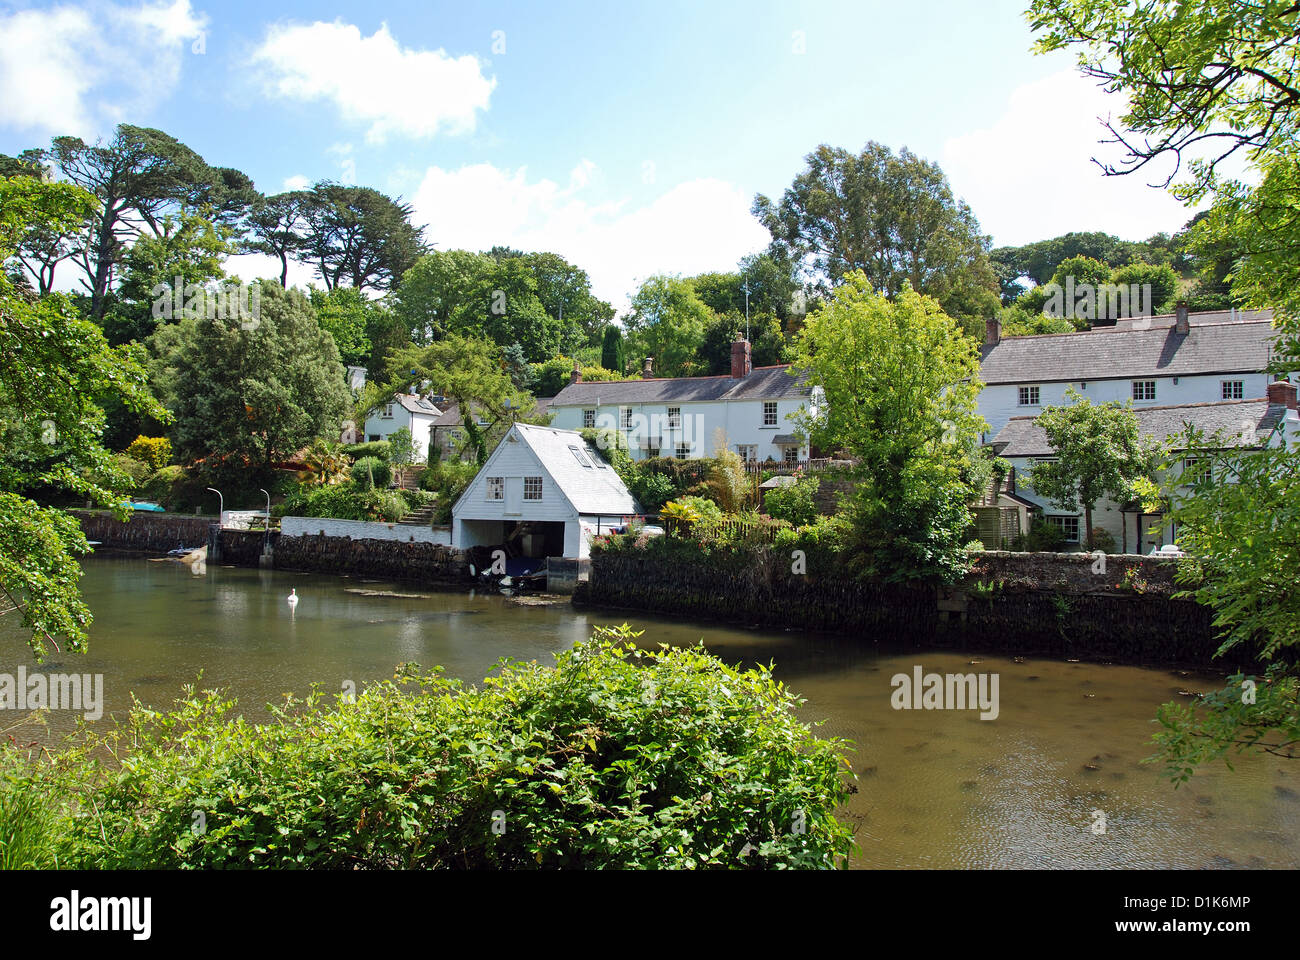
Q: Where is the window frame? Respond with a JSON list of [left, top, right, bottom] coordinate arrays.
[[762, 401, 778, 427], [667, 406, 681, 429], [582, 408, 596, 429], [675, 442, 691, 460], [523, 476, 543, 501], [1221, 379, 1244, 400], [1132, 380, 1157, 402], [1017, 385, 1040, 407], [485, 477, 504, 501], [1045, 514, 1081, 543], [568, 445, 593, 468]]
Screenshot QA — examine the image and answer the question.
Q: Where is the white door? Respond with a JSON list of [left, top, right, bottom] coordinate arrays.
[[504, 477, 522, 515]]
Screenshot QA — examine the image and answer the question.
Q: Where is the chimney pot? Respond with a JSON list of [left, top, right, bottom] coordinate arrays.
[[1175, 301, 1189, 334], [730, 336, 752, 378], [642, 356, 654, 377], [569, 359, 582, 385], [1266, 378, 1297, 411], [985, 316, 1001, 346]]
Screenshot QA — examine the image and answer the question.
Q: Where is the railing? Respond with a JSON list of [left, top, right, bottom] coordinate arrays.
[[692, 514, 789, 544], [742, 458, 844, 475]]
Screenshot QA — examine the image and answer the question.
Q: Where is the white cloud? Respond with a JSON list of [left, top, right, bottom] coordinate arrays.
[[250, 20, 495, 143], [0, 0, 205, 138], [942, 70, 1204, 246], [410, 161, 770, 311], [282, 174, 310, 190]]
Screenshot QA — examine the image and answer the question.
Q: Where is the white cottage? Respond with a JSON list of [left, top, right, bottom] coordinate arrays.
[[363, 393, 443, 462], [990, 381, 1300, 551], [547, 337, 818, 463], [452, 422, 641, 560], [977, 307, 1281, 440]]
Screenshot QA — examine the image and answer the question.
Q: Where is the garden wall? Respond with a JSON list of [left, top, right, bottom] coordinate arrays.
[[576, 546, 1248, 668], [73, 510, 213, 553], [215, 529, 469, 585], [280, 516, 451, 545]]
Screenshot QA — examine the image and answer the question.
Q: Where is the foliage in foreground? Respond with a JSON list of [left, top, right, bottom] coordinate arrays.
[[1, 626, 855, 869]]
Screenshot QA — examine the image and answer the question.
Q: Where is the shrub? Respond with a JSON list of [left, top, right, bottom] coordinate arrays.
[[674, 495, 723, 524], [628, 471, 675, 511], [706, 440, 750, 512], [342, 440, 391, 462], [8, 626, 854, 869], [350, 456, 392, 490], [1008, 517, 1068, 552], [387, 427, 415, 466], [276, 481, 408, 522], [124, 435, 172, 470], [1089, 527, 1118, 554], [419, 460, 479, 522], [111, 453, 151, 489], [763, 476, 821, 527]]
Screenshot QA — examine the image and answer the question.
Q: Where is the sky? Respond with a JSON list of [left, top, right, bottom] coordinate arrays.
[[0, 0, 1204, 309]]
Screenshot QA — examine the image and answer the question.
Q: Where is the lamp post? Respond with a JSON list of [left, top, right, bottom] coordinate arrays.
[[259, 488, 272, 564], [207, 487, 223, 524]]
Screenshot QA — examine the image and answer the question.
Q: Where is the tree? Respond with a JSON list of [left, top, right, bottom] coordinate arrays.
[[699, 313, 788, 374], [102, 210, 234, 345], [37, 125, 246, 321], [149, 282, 351, 484], [0, 174, 167, 659], [1027, 391, 1155, 549], [1110, 261, 1180, 315], [300, 182, 425, 293], [790, 275, 987, 581], [753, 142, 1000, 333], [530, 355, 625, 397], [1030, 0, 1300, 780], [309, 286, 373, 368], [378, 335, 529, 464], [625, 275, 713, 377], [601, 324, 626, 375], [244, 191, 313, 287]]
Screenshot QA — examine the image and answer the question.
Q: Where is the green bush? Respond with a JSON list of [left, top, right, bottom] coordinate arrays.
[[350, 456, 392, 490], [6, 626, 855, 869], [1008, 517, 1069, 552], [276, 481, 408, 522], [629, 471, 676, 511], [419, 461, 479, 522], [111, 453, 151, 490], [763, 476, 821, 527], [674, 495, 723, 523], [124, 435, 172, 470], [342, 440, 391, 462]]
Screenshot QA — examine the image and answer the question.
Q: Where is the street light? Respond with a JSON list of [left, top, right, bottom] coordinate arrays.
[[207, 487, 223, 525]]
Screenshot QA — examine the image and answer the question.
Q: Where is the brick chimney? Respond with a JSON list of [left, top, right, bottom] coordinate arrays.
[[730, 336, 752, 378], [569, 359, 582, 385], [1175, 301, 1189, 334], [1267, 378, 1298, 410], [642, 356, 654, 377], [985, 316, 1001, 346]]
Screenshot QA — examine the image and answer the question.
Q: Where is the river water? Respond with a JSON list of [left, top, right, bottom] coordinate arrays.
[[3, 557, 1296, 869]]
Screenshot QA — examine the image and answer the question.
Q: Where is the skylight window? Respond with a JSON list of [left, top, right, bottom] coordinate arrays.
[[569, 444, 593, 468]]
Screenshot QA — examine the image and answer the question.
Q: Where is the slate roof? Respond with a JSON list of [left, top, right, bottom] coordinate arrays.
[[980, 320, 1278, 385], [991, 398, 1286, 458], [549, 364, 810, 406], [395, 393, 442, 416], [511, 423, 641, 516]]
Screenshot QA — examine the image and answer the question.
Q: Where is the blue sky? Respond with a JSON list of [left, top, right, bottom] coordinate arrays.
[[0, 0, 1201, 307]]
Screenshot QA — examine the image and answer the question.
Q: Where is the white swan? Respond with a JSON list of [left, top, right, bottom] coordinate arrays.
[[287, 588, 299, 608]]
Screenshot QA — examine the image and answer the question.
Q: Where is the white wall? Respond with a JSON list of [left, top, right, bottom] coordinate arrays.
[[548, 398, 810, 462], [281, 516, 451, 545], [980, 373, 1273, 439]]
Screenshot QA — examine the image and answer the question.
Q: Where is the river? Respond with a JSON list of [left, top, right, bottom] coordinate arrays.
[[3, 556, 1296, 869]]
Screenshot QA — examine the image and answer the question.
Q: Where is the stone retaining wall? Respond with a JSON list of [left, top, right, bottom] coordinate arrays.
[[576, 546, 1248, 668]]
